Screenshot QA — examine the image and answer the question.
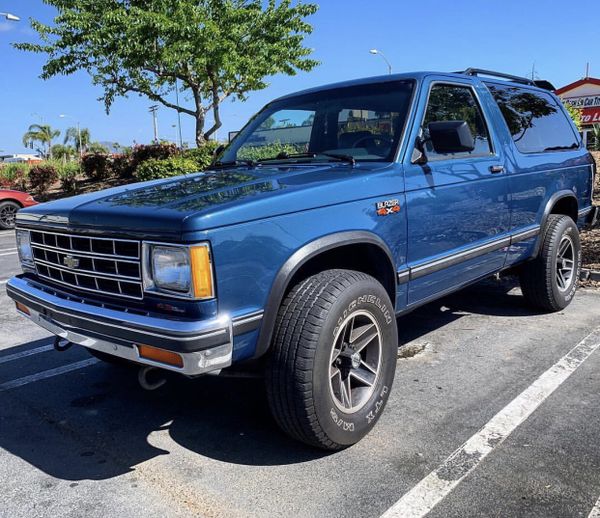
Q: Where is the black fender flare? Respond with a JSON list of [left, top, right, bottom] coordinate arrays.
[[533, 189, 578, 256], [253, 230, 396, 359]]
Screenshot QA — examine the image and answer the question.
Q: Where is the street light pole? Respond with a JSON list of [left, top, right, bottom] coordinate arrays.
[[369, 49, 392, 75], [148, 105, 159, 143], [59, 114, 83, 157]]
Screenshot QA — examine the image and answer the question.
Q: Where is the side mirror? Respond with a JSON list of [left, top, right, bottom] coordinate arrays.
[[428, 120, 475, 154], [213, 144, 226, 157]]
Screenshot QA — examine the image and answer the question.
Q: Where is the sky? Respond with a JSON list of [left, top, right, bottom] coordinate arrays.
[[0, 0, 598, 154]]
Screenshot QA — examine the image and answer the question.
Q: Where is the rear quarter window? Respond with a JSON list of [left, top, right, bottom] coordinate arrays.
[[485, 83, 579, 154]]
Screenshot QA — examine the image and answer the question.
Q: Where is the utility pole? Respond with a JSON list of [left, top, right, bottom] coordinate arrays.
[[148, 105, 159, 143], [585, 62, 590, 78]]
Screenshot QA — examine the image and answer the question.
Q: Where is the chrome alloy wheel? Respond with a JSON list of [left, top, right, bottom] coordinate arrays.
[[329, 310, 382, 414], [556, 235, 575, 292], [0, 203, 17, 229]]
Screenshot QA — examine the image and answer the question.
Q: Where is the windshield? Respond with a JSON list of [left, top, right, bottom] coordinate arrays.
[[219, 80, 415, 165]]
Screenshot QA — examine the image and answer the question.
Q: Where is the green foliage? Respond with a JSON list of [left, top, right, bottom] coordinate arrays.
[[28, 164, 58, 196], [563, 102, 582, 131], [592, 124, 600, 152], [0, 163, 30, 191], [237, 141, 305, 161], [135, 156, 200, 182], [57, 161, 81, 195], [86, 142, 110, 154], [180, 141, 221, 169], [64, 127, 91, 152], [22, 124, 61, 158], [17, 0, 319, 146], [50, 143, 76, 161]]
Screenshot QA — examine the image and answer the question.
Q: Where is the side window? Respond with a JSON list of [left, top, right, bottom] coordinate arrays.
[[421, 84, 492, 160], [486, 84, 579, 154]]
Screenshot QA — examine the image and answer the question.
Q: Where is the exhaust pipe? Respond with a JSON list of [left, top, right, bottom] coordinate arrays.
[[53, 336, 73, 352], [137, 366, 166, 391]]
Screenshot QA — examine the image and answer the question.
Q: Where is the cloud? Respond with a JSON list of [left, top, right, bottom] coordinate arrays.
[[0, 22, 14, 32]]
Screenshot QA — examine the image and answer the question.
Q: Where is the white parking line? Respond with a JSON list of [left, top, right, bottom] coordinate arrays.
[[381, 326, 600, 518], [0, 247, 16, 252], [589, 496, 600, 518], [0, 251, 17, 257], [0, 279, 7, 286], [0, 358, 99, 392], [0, 344, 55, 365]]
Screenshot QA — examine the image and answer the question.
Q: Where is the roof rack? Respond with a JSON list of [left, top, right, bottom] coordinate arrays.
[[456, 68, 555, 91]]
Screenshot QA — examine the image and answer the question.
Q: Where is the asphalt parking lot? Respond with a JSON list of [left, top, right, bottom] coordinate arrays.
[[1, 228, 600, 518]]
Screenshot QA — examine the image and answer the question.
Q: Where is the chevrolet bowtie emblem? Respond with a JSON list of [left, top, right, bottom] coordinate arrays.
[[63, 255, 80, 269]]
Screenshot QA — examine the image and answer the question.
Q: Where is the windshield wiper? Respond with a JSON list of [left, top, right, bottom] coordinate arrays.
[[211, 159, 257, 169], [543, 143, 579, 152], [257, 152, 356, 166]]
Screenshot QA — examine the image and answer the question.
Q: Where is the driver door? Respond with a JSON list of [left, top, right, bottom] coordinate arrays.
[[403, 78, 511, 305]]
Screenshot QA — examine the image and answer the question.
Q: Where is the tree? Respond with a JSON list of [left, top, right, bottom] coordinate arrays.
[[50, 143, 76, 161], [64, 126, 91, 152], [22, 124, 60, 158], [86, 142, 110, 154], [563, 102, 582, 131], [17, 0, 319, 147]]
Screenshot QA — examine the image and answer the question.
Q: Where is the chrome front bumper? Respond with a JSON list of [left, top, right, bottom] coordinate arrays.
[[6, 276, 234, 376]]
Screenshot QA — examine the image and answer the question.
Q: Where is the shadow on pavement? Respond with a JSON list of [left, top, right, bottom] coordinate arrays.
[[0, 276, 541, 480]]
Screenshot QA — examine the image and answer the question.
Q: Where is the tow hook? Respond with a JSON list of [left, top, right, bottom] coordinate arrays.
[[53, 336, 73, 352], [137, 366, 167, 391]]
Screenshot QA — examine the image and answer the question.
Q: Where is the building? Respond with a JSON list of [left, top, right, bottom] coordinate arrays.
[[0, 154, 43, 164], [555, 77, 600, 149]]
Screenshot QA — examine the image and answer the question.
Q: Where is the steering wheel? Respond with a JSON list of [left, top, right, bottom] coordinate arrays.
[[352, 134, 393, 149]]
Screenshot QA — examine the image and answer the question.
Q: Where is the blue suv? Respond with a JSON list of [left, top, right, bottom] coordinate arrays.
[[8, 69, 598, 449]]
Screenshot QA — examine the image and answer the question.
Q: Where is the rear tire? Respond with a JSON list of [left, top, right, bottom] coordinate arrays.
[[0, 200, 20, 230], [519, 214, 581, 311], [266, 269, 398, 450]]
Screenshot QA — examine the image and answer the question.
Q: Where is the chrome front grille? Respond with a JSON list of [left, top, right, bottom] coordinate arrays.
[[29, 230, 143, 300]]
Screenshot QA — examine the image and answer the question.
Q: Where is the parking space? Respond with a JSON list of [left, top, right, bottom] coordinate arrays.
[[1, 229, 600, 518]]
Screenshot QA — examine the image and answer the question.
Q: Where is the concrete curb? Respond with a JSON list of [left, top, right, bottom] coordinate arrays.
[[580, 268, 600, 282]]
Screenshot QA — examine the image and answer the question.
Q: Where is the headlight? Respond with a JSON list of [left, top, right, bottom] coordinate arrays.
[[142, 242, 214, 299], [16, 229, 34, 268]]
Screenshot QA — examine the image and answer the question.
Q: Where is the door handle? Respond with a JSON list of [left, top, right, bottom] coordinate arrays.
[[489, 165, 505, 174]]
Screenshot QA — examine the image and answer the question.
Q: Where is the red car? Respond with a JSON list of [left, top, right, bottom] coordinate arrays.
[[0, 190, 38, 230]]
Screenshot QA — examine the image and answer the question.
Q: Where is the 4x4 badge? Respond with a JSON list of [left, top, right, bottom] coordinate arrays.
[[375, 199, 400, 216]]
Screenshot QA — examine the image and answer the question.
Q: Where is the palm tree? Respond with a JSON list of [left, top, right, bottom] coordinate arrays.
[[63, 126, 91, 153], [592, 124, 600, 152], [22, 124, 60, 159]]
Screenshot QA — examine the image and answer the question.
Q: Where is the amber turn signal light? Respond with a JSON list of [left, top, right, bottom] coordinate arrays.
[[190, 245, 214, 299], [15, 302, 30, 315], [137, 344, 183, 368]]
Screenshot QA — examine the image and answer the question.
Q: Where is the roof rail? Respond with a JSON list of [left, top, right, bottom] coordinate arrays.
[[456, 68, 556, 91], [458, 68, 535, 85]]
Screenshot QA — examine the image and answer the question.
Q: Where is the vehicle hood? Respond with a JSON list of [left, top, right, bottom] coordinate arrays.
[[17, 163, 396, 239]]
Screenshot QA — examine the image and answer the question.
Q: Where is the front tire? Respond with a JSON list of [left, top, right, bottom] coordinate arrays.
[[0, 200, 20, 230], [519, 214, 581, 311], [266, 269, 398, 450]]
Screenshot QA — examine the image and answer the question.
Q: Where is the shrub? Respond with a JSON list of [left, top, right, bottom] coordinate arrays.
[[58, 162, 81, 195], [81, 152, 112, 181], [131, 143, 178, 164], [135, 157, 200, 182], [28, 164, 58, 196], [0, 163, 30, 191], [236, 141, 305, 162], [111, 153, 135, 179], [181, 141, 221, 170]]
